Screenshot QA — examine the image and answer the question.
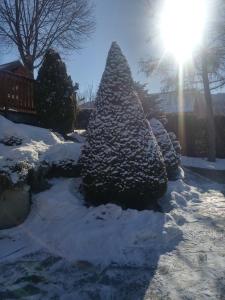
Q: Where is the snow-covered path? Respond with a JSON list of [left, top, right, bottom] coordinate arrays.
[[0, 170, 225, 299], [146, 170, 225, 299]]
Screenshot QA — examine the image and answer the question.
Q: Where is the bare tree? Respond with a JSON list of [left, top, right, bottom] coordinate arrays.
[[85, 83, 96, 103], [78, 83, 96, 105], [0, 0, 95, 78], [142, 0, 225, 162]]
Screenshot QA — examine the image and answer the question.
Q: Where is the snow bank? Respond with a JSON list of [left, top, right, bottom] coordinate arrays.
[[43, 143, 81, 165], [67, 130, 86, 143], [0, 116, 82, 184], [0, 115, 61, 145], [182, 156, 225, 171], [0, 178, 183, 267]]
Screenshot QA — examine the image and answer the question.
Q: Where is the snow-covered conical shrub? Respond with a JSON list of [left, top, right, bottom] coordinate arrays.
[[36, 49, 76, 134], [80, 42, 167, 210], [150, 118, 180, 180], [169, 132, 182, 162]]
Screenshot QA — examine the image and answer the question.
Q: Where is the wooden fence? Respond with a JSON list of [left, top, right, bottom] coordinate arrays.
[[0, 70, 36, 114]]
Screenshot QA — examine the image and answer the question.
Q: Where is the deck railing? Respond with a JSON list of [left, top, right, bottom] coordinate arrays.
[[0, 70, 36, 114]]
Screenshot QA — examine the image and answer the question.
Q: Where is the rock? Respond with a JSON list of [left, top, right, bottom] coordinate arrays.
[[0, 136, 23, 146], [28, 163, 51, 193], [0, 185, 31, 229], [0, 161, 32, 191], [0, 173, 12, 190]]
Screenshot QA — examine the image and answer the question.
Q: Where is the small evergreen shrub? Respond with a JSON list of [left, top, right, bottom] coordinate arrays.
[[36, 49, 76, 134], [168, 132, 182, 161], [150, 118, 180, 180], [80, 42, 167, 210]]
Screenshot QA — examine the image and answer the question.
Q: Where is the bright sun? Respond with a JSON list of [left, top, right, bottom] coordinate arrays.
[[160, 0, 207, 64]]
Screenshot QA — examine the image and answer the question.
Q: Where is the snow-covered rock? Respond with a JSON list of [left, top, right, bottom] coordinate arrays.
[[0, 185, 30, 229], [0, 115, 82, 187]]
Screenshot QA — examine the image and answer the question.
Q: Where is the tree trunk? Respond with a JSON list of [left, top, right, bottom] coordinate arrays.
[[23, 55, 35, 79], [201, 54, 216, 162], [24, 62, 34, 79]]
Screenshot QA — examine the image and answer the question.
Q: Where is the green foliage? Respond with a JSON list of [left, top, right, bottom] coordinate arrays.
[[134, 81, 166, 123], [150, 118, 180, 180], [36, 49, 76, 134]]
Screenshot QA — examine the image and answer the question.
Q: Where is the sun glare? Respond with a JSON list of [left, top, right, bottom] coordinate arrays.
[[160, 0, 207, 64]]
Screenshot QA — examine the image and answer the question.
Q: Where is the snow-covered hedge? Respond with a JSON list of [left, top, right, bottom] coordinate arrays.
[[169, 131, 182, 161], [150, 118, 180, 180]]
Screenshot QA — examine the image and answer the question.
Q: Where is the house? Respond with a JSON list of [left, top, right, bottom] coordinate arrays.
[[0, 60, 31, 78], [0, 60, 36, 116], [159, 90, 200, 115], [159, 89, 225, 118]]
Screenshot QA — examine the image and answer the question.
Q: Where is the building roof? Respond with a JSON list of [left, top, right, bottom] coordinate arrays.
[[0, 60, 23, 72], [159, 90, 201, 114], [159, 90, 225, 116]]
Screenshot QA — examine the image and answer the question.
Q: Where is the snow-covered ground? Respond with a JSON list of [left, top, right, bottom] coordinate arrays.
[[0, 177, 182, 266], [1, 116, 225, 299], [0, 170, 225, 299], [182, 156, 225, 171]]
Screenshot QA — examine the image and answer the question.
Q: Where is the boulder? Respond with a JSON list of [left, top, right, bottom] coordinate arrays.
[[0, 185, 30, 229]]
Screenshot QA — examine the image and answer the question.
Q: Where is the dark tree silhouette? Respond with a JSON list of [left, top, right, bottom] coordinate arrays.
[[134, 81, 166, 122], [37, 49, 76, 134]]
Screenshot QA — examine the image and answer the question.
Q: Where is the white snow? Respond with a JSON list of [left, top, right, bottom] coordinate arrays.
[[0, 116, 82, 184], [182, 156, 225, 171], [1, 116, 225, 298], [1, 170, 225, 299], [43, 143, 81, 164], [0, 178, 182, 267], [67, 130, 86, 143]]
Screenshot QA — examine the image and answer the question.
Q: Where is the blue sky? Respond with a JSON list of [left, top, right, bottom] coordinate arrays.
[[0, 0, 161, 94]]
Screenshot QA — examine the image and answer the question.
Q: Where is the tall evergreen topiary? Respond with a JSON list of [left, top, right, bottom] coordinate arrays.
[[150, 118, 180, 180], [36, 49, 76, 134], [80, 42, 167, 210]]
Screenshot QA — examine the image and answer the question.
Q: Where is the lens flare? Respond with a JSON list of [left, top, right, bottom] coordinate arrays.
[[160, 0, 207, 64]]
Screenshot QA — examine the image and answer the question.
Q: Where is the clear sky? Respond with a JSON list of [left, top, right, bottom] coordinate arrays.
[[0, 0, 161, 94]]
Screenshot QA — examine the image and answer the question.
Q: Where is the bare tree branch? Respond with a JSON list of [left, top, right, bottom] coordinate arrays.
[[0, 0, 95, 77]]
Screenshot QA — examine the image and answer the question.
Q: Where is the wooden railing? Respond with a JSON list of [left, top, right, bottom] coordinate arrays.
[[0, 70, 36, 114]]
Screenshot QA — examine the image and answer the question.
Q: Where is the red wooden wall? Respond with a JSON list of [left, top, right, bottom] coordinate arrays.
[[0, 71, 36, 114]]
